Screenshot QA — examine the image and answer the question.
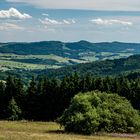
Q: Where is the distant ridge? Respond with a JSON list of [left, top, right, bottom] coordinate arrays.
[[0, 41, 140, 80]]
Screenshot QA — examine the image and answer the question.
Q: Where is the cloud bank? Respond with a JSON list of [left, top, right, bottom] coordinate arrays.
[[6, 0, 140, 11], [0, 8, 32, 19]]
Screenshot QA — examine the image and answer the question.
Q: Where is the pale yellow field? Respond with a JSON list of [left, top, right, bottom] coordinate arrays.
[[0, 121, 139, 140]]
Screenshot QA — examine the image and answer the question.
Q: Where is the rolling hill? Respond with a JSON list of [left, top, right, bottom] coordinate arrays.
[[39, 54, 140, 78], [0, 41, 140, 72], [0, 41, 140, 80]]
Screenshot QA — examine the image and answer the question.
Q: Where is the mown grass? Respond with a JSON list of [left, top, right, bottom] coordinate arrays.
[[0, 121, 139, 140]]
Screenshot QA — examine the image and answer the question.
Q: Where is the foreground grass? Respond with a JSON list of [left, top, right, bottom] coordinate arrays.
[[0, 121, 139, 140]]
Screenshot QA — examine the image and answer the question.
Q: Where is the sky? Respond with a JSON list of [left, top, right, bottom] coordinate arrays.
[[0, 0, 140, 42]]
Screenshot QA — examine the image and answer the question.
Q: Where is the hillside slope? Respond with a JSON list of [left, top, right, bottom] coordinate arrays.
[[0, 41, 140, 72], [0, 41, 140, 80], [42, 55, 140, 78], [0, 55, 140, 81]]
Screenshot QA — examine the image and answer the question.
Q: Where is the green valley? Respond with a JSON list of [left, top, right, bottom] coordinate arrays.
[[0, 41, 140, 80]]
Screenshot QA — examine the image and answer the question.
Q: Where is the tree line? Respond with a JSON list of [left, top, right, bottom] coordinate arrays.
[[0, 73, 140, 121]]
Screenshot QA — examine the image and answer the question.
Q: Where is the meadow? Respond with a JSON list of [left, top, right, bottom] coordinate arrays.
[[0, 51, 132, 72], [0, 121, 139, 140], [0, 53, 86, 71]]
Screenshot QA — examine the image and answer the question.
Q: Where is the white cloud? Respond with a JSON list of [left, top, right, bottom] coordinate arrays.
[[63, 20, 71, 25], [0, 23, 24, 30], [40, 18, 76, 27], [63, 19, 76, 24], [0, 8, 32, 19], [71, 19, 76, 24], [40, 18, 62, 25], [90, 18, 133, 26], [6, 0, 140, 11]]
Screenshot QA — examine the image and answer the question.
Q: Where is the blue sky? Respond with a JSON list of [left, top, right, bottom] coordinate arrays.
[[0, 0, 140, 42]]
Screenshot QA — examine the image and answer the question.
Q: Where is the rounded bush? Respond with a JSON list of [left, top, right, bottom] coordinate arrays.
[[58, 91, 140, 134]]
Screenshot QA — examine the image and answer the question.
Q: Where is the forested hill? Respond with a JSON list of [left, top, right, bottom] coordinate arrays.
[[0, 41, 140, 80], [1, 41, 140, 56], [41, 55, 140, 78], [0, 41, 140, 69], [0, 54, 140, 81]]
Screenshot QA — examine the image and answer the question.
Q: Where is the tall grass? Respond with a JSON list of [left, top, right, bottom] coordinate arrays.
[[0, 121, 139, 140]]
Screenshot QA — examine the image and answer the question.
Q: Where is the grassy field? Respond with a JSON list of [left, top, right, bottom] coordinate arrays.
[[0, 52, 133, 71], [0, 53, 86, 71], [0, 121, 139, 140]]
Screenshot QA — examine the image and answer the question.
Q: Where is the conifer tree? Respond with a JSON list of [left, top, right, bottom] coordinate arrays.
[[0, 81, 6, 119], [7, 97, 22, 121], [5, 76, 15, 102], [26, 76, 38, 120]]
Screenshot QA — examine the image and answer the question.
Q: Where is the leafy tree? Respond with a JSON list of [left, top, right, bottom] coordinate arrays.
[[58, 91, 140, 134]]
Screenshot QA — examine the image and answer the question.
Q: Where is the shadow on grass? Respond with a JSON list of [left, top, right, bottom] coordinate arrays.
[[46, 130, 65, 134]]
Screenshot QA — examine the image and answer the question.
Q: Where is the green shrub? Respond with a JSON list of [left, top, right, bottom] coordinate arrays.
[[58, 91, 140, 134]]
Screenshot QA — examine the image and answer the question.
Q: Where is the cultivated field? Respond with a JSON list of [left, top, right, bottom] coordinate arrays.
[[0, 121, 139, 140]]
